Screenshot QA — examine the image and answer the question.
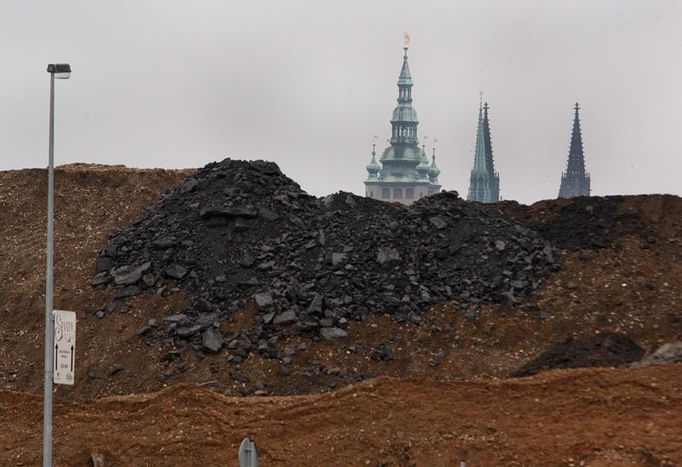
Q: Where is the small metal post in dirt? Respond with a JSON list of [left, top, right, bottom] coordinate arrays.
[[43, 62, 71, 467], [238, 437, 259, 467]]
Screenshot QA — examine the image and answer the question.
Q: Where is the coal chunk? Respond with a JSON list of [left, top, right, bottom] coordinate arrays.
[[320, 327, 348, 341], [273, 310, 298, 326], [165, 264, 188, 279], [376, 247, 401, 266], [112, 262, 151, 286], [254, 292, 274, 310], [202, 328, 224, 353]]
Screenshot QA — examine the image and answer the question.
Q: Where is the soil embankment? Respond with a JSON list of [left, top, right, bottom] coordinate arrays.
[[1, 366, 680, 466]]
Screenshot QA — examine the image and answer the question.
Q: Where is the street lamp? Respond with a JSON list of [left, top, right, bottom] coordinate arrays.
[[44, 62, 70, 467], [47, 63, 71, 79]]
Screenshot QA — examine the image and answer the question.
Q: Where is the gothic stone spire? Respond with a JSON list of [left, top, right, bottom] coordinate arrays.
[[467, 99, 500, 203], [558, 102, 591, 198]]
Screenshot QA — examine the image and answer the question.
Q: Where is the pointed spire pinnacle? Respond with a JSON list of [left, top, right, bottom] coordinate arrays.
[[429, 138, 441, 181], [397, 35, 413, 87], [482, 102, 494, 175], [559, 102, 590, 198], [472, 106, 488, 174], [569, 102, 584, 161], [467, 97, 500, 203], [366, 135, 381, 180]]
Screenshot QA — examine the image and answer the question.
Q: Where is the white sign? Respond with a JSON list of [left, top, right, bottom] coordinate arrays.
[[53, 310, 76, 385]]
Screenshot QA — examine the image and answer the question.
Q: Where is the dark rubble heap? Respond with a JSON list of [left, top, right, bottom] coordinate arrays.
[[512, 332, 645, 377], [92, 159, 557, 358]]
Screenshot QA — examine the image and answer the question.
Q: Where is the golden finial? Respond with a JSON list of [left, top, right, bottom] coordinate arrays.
[[403, 31, 410, 50]]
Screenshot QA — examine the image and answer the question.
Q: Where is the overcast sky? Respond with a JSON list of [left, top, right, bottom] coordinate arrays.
[[1, 0, 680, 203]]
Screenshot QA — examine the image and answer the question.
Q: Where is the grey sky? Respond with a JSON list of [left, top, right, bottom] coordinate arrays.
[[1, 0, 680, 203]]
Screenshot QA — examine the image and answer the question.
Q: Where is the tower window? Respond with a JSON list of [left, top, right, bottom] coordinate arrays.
[[393, 188, 403, 199], [381, 188, 390, 199], [405, 188, 414, 199]]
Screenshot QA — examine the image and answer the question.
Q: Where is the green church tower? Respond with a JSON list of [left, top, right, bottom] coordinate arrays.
[[467, 100, 500, 203], [365, 38, 441, 205]]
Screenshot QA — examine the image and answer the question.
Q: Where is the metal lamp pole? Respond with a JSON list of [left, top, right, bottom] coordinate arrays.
[[44, 63, 71, 467]]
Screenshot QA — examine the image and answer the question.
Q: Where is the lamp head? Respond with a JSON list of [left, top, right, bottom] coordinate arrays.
[[47, 63, 71, 79]]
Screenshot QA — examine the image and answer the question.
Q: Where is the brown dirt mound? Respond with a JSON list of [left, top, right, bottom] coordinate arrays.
[[1, 165, 681, 401], [1, 365, 680, 466]]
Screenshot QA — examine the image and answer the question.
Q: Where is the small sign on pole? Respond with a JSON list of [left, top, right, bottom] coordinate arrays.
[[53, 310, 76, 385]]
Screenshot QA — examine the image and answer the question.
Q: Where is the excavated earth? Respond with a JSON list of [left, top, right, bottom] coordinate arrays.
[[91, 159, 556, 366], [1, 163, 681, 465], [2, 367, 681, 466]]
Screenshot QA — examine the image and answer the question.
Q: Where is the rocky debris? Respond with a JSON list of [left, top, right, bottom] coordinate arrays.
[[371, 343, 395, 361], [376, 247, 402, 266], [109, 363, 125, 376], [512, 331, 645, 377], [112, 262, 151, 286], [320, 327, 348, 341], [114, 285, 141, 299], [93, 158, 556, 361], [202, 328, 224, 353], [165, 263, 188, 279], [273, 310, 297, 326], [136, 318, 158, 336], [631, 342, 682, 368], [254, 292, 273, 310], [500, 196, 650, 251]]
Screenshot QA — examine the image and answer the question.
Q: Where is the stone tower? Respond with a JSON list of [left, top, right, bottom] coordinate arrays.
[[467, 101, 500, 203], [558, 103, 591, 198], [364, 41, 441, 205]]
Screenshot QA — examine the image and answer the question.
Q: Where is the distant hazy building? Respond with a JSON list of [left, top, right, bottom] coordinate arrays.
[[466, 101, 500, 203], [365, 42, 441, 205], [558, 103, 591, 198]]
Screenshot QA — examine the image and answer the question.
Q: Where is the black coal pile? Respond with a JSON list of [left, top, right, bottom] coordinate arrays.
[[512, 331, 645, 377], [501, 196, 648, 251], [92, 159, 556, 358]]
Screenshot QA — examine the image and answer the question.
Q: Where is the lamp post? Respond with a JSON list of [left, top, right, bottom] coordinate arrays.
[[44, 62, 70, 467]]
